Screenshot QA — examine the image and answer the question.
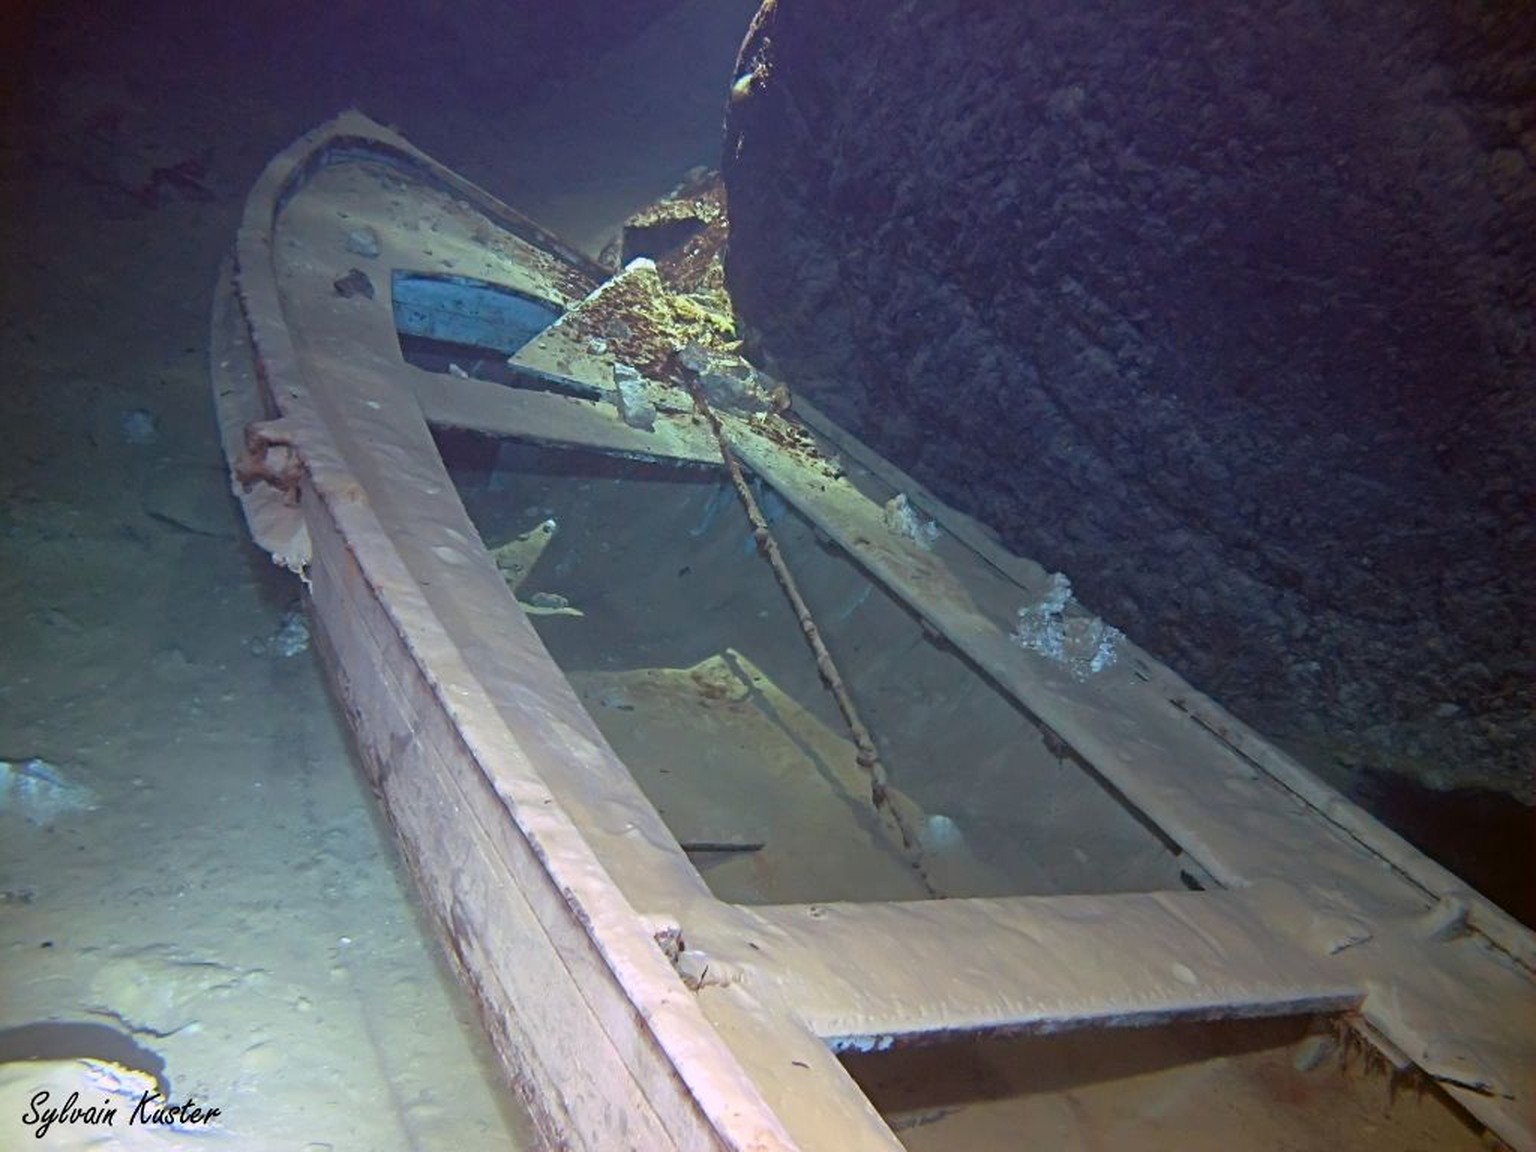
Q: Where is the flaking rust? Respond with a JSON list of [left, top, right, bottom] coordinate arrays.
[[579, 176, 843, 482]]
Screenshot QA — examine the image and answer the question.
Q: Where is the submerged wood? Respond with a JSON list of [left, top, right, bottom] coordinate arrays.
[[213, 112, 1536, 1152], [681, 359, 938, 896]]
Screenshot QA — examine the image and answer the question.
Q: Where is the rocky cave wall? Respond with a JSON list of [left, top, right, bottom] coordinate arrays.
[[720, 1, 1535, 803]]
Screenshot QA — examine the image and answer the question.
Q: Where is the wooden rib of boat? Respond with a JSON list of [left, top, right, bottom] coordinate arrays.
[[211, 112, 1535, 1151]]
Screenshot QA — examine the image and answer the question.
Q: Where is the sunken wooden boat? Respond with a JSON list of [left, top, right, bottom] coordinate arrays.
[[211, 113, 1535, 1151]]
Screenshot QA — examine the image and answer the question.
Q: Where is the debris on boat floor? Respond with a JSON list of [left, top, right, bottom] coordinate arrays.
[[489, 517, 583, 616], [549, 174, 844, 480]]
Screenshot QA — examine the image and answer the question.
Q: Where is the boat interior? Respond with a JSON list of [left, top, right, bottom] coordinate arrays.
[[439, 430, 1188, 907]]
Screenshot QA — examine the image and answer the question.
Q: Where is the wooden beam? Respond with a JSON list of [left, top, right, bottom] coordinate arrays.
[[701, 888, 1361, 1048]]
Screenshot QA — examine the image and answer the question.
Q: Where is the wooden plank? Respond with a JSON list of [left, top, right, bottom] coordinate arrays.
[[703, 888, 1362, 1048], [410, 368, 720, 465], [303, 505, 710, 1150]]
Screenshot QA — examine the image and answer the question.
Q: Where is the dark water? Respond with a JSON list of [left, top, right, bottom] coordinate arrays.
[[1353, 771, 1535, 929]]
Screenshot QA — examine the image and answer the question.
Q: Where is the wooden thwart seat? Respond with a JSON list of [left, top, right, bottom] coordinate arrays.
[[708, 887, 1363, 1047]]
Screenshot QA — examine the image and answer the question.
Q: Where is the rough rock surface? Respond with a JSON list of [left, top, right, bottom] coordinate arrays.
[[722, 0, 1535, 802]]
